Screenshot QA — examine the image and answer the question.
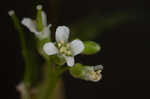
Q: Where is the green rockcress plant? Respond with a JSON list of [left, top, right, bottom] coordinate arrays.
[[8, 4, 103, 99]]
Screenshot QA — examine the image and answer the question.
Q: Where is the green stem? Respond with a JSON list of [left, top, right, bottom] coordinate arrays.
[[36, 56, 53, 99], [47, 74, 59, 99], [36, 59, 68, 99], [9, 11, 31, 99], [47, 66, 69, 99], [36, 5, 43, 31], [43, 58, 62, 99]]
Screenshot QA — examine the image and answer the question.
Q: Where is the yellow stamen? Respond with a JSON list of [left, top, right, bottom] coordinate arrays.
[[66, 44, 70, 48], [66, 51, 72, 56], [60, 40, 65, 44], [58, 43, 61, 48], [96, 70, 102, 74], [60, 47, 65, 53]]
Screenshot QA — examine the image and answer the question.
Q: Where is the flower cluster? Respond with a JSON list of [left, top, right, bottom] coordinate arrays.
[[9, 4, 103, 82]]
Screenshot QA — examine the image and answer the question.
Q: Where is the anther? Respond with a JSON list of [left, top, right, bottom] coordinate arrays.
[[60, 47, 65, 53], [66, 51, 72, 56], [60, 40, 65, 44], [66, 44, 70, 48], [58, 43, 62, 48]]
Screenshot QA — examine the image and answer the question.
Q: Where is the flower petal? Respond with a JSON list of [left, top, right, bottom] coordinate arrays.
[[55, 26, 70, 42], [21, 18, 38, 33], [39, 24, 52, 39], [42, 11, 47, 27], [43, 42, 58, 55], [64, 55, 75, 67], [21, 18, 42, 37], [70, 39, 85, 56], [16, 82, 25, 95]]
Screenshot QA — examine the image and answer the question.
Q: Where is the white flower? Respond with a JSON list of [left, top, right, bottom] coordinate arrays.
[[43, 26, 85, 67], [21, 5, 51, 40], [16, 82, 25, 96], [16, 82, 38, 97], [82, 65, 103, 82]]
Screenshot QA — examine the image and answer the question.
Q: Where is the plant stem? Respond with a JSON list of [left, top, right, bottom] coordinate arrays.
[[9, 12, 32, 99], [36, 5, 43, 31]]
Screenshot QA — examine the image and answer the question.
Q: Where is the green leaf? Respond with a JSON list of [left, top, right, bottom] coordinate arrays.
[[82, 41, 101, 55]]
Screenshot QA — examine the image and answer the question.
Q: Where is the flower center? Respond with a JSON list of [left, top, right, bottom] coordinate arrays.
[[89, 70, 102, 81], [56, 40, 72, 56]]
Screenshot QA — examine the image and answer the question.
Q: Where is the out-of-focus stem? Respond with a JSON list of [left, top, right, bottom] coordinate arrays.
[[48, 0, 60, 25], [9, 10, 31, 99]]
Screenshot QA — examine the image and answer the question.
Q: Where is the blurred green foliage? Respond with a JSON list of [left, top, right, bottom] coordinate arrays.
[[70, 12, 129, 40]]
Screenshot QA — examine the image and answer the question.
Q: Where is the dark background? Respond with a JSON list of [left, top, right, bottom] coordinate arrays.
[[1, 0, 150, 99]]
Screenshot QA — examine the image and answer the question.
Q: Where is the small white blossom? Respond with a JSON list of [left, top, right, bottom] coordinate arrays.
[[16, 82, 38, 97], [82, 65, 103, 82], [43, 26, 85, 67], [21, 5, 51, 40], [16, 82, 25, 96]]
